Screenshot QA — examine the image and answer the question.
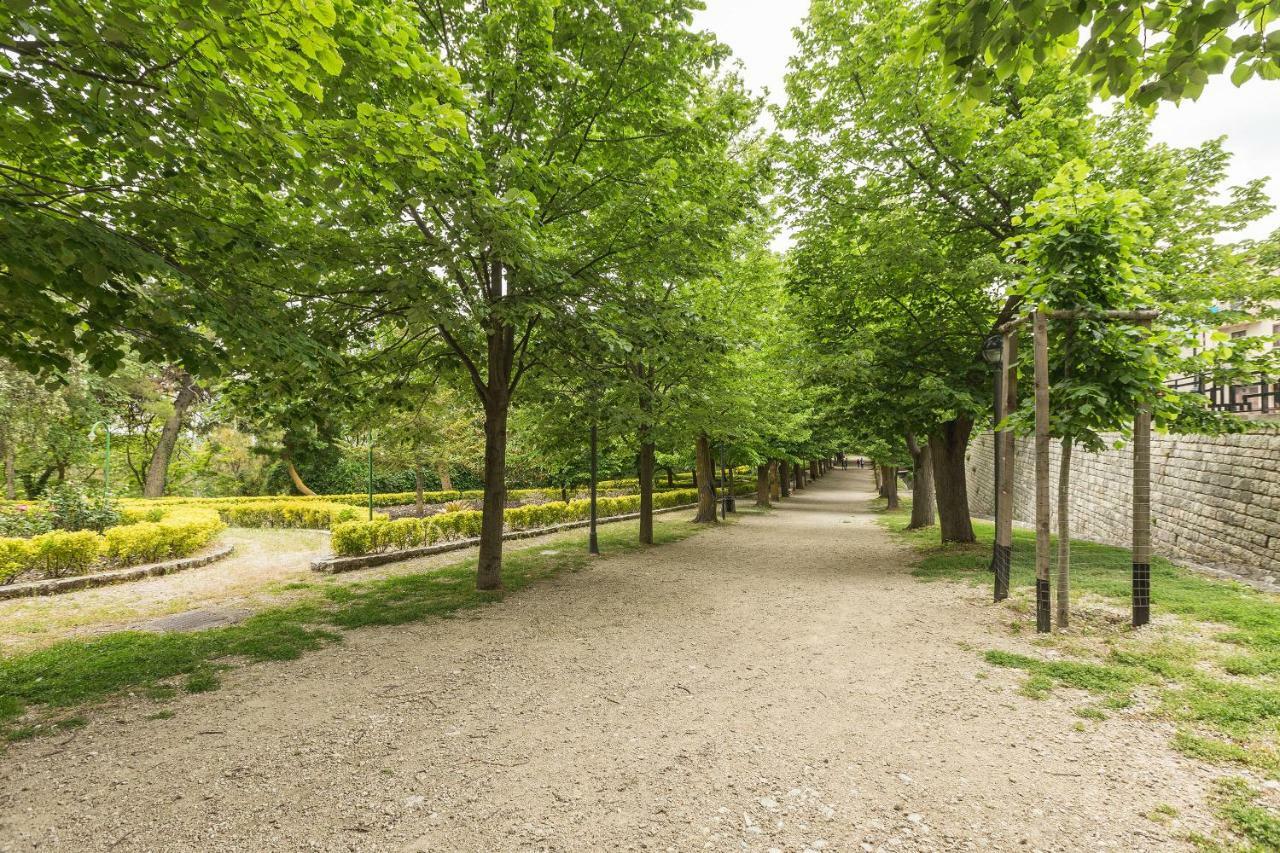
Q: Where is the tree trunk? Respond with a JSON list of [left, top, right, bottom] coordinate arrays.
[[638, 432, 656, 544], [476, 391, 509, 591], [779, 460, 791, 497], [694, 433, 717, 523], [286, 459, 317, 496], [873, 463, 882, 492], [809, 459, 819, 480], [884, 466, 900, 510], [769, 460, 781, 501], [414, 466, 426, 517], [929, 416, 976, 543], [665, 467, 675, 487], [794, 460, 804, 490], [1056, 437, 1073, 628], [906, 434, 936, 530], [435, 460, 453, 492], [142, 376, 197, 498], [756, 464, 771, 507]]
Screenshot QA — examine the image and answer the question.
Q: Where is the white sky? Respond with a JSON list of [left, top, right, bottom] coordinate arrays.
[[694, 0, 1280, 243]]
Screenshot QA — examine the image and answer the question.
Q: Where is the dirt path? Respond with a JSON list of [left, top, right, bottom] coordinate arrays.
[[0, 470, 1217, 851]]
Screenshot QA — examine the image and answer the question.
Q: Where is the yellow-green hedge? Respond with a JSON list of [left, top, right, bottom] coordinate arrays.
[[330, 488, 715, 558], [0, 506, 226, 584], [101, 507, 225, 566]]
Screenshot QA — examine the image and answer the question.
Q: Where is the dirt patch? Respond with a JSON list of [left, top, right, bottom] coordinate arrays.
[[0, 471, 1218, 850]]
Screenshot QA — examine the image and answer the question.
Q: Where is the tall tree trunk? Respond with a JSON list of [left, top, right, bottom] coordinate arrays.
[[435, 460, 453, 492], [873, 463, 882, 493], [878, 464, 893, 498], [694, 433, 717, 523], [809, 459, 819, 480], [1, 433, 14, 500], [769, 460, 781, 501], [665, 467, 675, 487], [142, 375, 197, 498], [906, 433, 936, 530], [756, 464, 771, 507], [638, 430, 656, 544], [779, 460, 791, 497], [414, 466, 426, 517], [884, 466, 900, 510], [477, 390, 509, 590], [285, 458, 317, 496], [929, 416, 976, 543], [1056, 437, 1074, 628], [794, 460, 804, 490]]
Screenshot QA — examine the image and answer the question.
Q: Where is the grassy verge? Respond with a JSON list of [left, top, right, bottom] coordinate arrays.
[[0, 517, 708, 743], [877, 502, 1280, 847]]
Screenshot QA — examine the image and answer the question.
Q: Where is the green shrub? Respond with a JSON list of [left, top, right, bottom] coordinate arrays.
[[214, 500, 364, 530], [0, 504, 52, 537], [329, 488, 708, 558], [45, 485, 121, 532], [101, 507, 225, 567], [0, 529, 100, 582]]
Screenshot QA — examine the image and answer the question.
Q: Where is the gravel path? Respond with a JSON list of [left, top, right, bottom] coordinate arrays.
[[0, 470, 1217, 851]]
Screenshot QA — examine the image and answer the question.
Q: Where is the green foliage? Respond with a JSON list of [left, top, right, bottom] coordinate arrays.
[[0, 504, 52, 537], [329, 486, 723, 557], [213, 500, 363, 530], [100, 507, 224, 566], [918, 0, 1280, 104], [1210, 777, 1280, 850], [0, 529, 99, 582], [44, 484, 121, 533]]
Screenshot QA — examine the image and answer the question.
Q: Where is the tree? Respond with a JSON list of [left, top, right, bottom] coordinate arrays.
[[0, 0, 465, 376], [919, 0, 1280, 105], [1007, 160, 1276, 627]]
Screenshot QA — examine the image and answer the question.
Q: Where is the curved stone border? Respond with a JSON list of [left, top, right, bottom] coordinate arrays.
[[0, 545, 236, 601], [312, 502, 703, 575]]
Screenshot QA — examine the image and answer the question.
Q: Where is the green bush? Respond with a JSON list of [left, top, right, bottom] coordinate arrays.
[[0, 506, 228, 584], [0, 529, 101, 582], [330, 488, 708, 557], [214, 500, 365, 529], [101, 507, 225, 566]]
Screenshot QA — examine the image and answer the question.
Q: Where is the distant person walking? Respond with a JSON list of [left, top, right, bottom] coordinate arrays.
[[857, 457, 864, 469]]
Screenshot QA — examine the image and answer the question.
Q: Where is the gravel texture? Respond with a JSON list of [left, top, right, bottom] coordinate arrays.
[[0, 470, 1219, 851]]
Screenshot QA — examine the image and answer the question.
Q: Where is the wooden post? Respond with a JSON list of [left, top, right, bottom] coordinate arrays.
[[994, 330, 1018, 602], [1133, 324, 1153, 627], [588, 422, 599, 555], [1033, 310, 1052, 633]]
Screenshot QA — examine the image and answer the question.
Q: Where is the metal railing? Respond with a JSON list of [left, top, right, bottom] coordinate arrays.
[[1167, 375, 1279, 415]]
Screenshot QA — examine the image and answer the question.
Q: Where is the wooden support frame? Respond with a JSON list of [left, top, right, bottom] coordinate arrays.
[[994, 307, 1159, 632], [994, 330, 1018, 602]]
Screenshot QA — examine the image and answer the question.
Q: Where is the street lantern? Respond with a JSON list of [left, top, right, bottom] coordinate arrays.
[[88, 421, 111, 501], [982, 334, 1004, 365]]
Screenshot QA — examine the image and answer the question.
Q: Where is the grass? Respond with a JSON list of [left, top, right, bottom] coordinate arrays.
[[0, 517, 706, 742], [880, 503, 1280, 840]]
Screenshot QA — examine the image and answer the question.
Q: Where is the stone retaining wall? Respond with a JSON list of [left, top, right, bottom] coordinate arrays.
[[966, 431, 1280, 585]]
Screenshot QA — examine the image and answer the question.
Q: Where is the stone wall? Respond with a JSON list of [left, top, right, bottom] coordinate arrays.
[[966, 431, 1280, 584]]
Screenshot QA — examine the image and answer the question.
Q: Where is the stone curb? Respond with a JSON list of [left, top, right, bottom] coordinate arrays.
[[0, 545, 236, 601], [311, 501, 707, 574]]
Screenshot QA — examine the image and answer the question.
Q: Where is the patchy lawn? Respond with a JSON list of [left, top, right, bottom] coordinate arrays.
[[879, 500, 1280, 851], [1, 516, 711, 744]]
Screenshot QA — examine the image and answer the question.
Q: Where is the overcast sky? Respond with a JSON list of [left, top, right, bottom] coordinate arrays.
[[693, 0, 1280, 243]]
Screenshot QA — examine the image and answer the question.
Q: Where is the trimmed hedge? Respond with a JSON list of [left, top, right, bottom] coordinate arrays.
[[213, 500, 368, 529], [102, 507, 226, 566], [330, 487, 723, 557], [0, 506, 226, 584]]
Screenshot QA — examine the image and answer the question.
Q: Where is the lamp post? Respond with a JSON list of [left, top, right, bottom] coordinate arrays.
[[88, 421, 111, 501], [982, 334, 1005, 572], [588, 420, 599, 555]]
